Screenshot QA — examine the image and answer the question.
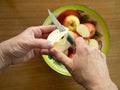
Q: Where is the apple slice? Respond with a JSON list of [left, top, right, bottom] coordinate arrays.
[[84, 23, 96, 38], [47, 28, 70, 52], [76, 24, 90, 38], [63, 15, 80, 31], [86, 39, 99, 49]]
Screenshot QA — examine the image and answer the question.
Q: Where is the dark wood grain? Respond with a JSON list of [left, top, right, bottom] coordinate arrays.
[[0, 0, 120, 90]]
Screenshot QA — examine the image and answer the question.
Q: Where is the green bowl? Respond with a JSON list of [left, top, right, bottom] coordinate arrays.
[[42, 4, 110, 76]]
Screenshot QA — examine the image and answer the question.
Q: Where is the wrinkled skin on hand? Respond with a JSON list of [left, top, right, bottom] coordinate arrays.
[[0, 25, 56, 71], [50, 37, 118, 90]]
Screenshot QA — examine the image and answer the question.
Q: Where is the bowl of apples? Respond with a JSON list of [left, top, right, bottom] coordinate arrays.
[[42, 4, 109, 76]]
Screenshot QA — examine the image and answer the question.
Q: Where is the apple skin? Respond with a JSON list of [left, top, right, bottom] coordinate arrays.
[[63, 15, 80, 31], [57, 9, 81, 24], [84, 23, 96, 38]]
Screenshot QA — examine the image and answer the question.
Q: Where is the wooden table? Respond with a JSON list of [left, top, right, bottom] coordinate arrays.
[[0, 0, 120, 90]]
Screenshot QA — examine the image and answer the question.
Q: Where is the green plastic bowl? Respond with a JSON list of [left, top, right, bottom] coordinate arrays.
[[42, 4, 110, 76]]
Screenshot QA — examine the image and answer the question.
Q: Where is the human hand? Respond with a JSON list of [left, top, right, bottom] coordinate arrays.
[[0, 25, 56, 71], [50, 37, 118, 90]]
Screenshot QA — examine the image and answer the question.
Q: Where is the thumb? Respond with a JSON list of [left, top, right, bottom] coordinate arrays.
[[30, 39, 54, 49], [50, 48, 73, 69]]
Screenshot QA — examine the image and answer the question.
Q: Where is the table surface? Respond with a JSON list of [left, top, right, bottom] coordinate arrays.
[[0, 0, 120, 90]]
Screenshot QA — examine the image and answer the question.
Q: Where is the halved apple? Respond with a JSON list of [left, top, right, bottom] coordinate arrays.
[[84, 23, 96, 38], [63, 15, 80, 31], [76, 24, 90, 38]]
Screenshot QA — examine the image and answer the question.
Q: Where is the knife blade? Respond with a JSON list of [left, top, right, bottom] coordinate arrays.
[[48, 9, 65, 32], [48, 9, 76, 53]]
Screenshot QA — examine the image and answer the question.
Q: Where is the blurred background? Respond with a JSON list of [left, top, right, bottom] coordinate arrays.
[[0, 0, 120, 90]]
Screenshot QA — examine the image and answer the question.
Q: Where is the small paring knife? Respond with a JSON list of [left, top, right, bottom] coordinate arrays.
[[48, 9, 76, 53]]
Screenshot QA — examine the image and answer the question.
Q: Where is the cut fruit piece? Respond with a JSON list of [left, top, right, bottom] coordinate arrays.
[[84, 23, 96, 38], [88, 39, 99, 49], [76, 24, 90, 38], [63, 15, 80, 31], [47, 28, 70, 52]]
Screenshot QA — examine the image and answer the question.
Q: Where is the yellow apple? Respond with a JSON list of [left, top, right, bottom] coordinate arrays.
[[63, 15, 80, 31]]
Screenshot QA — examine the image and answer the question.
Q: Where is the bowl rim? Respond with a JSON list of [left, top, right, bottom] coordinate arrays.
[[42, 4, 110, 76]]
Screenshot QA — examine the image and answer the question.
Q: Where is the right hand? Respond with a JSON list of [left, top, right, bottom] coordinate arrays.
[[50, 37, 118, 90]]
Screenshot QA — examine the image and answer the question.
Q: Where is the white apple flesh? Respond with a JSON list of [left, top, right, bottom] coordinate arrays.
[[47, 28, 70, 52], [86, 39, 99, 49], [76, 24, 90, 38], [84, 23, 96, 38]]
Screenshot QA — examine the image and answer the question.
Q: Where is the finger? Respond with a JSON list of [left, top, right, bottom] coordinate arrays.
[[50, 48, 73, 69], [40, 25, 57, 34], [41, 33, 50, 39], [33, 48, 50, 56], [75, 37, 88, 55], [29, 25, 57, 38], [30, 39, 54, 49], [40, 49, 50, 55]]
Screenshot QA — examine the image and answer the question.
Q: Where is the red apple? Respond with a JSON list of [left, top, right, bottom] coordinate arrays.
[[57, 9, 81, 24], [84, 23, 96, 38], [63, 15, 80, 31]]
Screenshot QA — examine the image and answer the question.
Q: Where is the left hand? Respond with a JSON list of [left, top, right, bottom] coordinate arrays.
[[0, 25, 56, 71]]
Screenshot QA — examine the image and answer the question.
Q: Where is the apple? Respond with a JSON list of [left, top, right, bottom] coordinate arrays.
[[63, 15, 80, 31], [64, 49, 68, 56], [86, 39, 99, 49], [84, 23, 96, 38], [47, 28, 70, 52], [76, 24, 90, 38], [57, 9, 81, 24]]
